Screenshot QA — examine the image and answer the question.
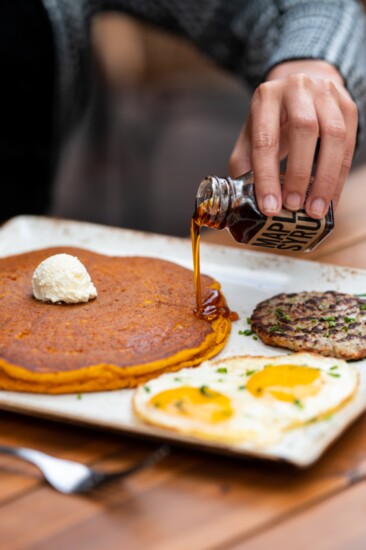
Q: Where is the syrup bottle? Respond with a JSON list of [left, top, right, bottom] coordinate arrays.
[[193, 171, 334, 252]]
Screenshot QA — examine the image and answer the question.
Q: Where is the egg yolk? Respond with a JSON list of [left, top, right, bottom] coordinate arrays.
[[246, 365, 321, 402], [149, 386, 233, 423]]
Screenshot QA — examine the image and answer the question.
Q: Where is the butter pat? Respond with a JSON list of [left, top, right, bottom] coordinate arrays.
[[32, 253, 97, 304]]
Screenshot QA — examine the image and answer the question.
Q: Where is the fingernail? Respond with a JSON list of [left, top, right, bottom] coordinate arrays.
[[310, 197, 326, 217], [285, 192, 302, 210], [263, 194, 278, 213]]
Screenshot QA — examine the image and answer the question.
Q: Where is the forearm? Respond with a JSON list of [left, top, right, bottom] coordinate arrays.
[[257, 1, 366, 142]]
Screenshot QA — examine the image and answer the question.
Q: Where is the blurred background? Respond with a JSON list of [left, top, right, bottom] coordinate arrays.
[[51, 13, 366, 237]]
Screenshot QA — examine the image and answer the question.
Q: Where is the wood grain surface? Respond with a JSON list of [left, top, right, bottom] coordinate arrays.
[[1, 164, 366, 550]]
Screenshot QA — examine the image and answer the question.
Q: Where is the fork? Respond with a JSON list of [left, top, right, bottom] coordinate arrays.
[[0, 443, 170, 494]]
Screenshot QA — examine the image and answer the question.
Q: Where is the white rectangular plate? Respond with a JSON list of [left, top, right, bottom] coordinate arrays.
[[0, 215, 365, 467]]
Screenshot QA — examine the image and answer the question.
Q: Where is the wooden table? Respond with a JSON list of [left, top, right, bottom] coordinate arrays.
[[1, 165, 366, 549]]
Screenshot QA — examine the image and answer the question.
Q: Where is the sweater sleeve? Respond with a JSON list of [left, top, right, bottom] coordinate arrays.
[[42, 0, 366, 143], [231, 0, 366, 141]]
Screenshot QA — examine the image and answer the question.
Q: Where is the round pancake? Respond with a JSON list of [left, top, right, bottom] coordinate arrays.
[[250, 290, 366, 360], [0, 247, 232, 393]]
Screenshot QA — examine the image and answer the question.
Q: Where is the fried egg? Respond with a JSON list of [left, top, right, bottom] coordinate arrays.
[[133, 352, 358, 447]]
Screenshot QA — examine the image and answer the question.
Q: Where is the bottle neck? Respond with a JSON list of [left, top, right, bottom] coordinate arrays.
[[194, 176, 233, 229], [194, 172, 256, 229]]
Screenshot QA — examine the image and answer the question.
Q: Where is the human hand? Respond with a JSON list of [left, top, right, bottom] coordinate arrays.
[[229, 60, 358, 218]]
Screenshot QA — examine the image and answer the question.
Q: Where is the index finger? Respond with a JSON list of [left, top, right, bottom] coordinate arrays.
[[250, 83, 282, 216]]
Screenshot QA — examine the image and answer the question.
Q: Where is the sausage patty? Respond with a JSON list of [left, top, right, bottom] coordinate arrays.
[[250, 291, 366, 360]]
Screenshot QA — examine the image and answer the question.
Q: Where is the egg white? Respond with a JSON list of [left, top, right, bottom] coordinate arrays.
[[133, 352, 359, 447]]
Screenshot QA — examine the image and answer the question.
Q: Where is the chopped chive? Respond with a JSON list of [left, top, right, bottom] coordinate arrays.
[[238, 329, 253, 336], [76, 393, 82, 400], [216, 367, 228, 374], [344, 316, 355, 323], [275, 308, 291, 322], [245, 369, 257, 376], [144, 385, 151, 393], [253, 335, 258, 340], [328, 372, 341, 378], [330, 365, 339, 370], [269, 325, 286, 332], [200, 385, 214, 397], [246, 317, 252, 325], [293, 399, 304, 409], [174, 377, 182, 382], [238, 385, 246, 391]]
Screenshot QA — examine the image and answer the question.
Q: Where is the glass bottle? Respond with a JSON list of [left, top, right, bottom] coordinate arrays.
[[193, 171, 334, 252]]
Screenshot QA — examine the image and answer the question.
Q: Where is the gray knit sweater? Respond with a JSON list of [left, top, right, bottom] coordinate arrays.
[[41, 0, 366, 143]]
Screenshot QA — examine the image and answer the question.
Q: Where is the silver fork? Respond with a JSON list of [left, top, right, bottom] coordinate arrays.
[[0, 443, 170, 494]]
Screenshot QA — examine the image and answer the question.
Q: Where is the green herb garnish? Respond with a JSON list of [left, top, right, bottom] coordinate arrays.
[[216, 367, 228, 374], [239, 329, 253, 336], [344, 316, 355, 323], [328, 372, 341, 378], [144, 385, 151, 393], [293, 399, 304, 409], [269, 325, 286, 332], [174, 377, 182, 382], [246, 317, 252, 325], [238, 385, 246, 391], [275, 308, 291, 322], [253, 335, 258, 341], [200, 385, 214, 397], [330, 365, 339, 370], [76, 393, 82, 400], [174, 399, 185, 410], [245, 369, 257, 376], [360, 304, 366, 311], [320, 316, 335, 322]]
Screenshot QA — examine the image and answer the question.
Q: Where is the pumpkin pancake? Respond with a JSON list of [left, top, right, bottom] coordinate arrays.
[[0, 247, 232, 393]]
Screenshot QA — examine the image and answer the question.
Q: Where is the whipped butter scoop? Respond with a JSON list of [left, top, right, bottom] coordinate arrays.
[[32, 253, 97, 304]]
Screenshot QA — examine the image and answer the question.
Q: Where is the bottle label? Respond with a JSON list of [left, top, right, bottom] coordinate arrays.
[[247, 209, 325, 252]]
